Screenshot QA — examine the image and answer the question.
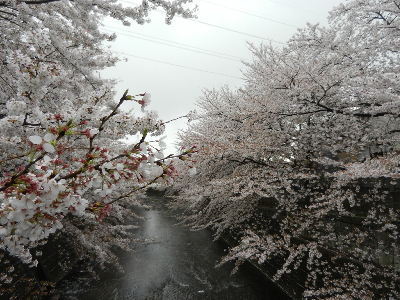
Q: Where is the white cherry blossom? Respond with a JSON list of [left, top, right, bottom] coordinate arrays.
[[0, 0, 198, 278], [172, 1, 400, 298]]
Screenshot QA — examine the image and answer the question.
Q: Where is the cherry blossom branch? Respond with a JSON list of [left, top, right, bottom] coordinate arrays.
[[52, 44, 97, 90], [22, 113, 42, 127], [104, 149, 196, 206], [0, 152, 31, 165], [104, 173, 165, 206], [13, 0, 64, 4], [160, 114, 189, 125], [0, 151, 46, 192], [89, 90, 133, 153], [0, 75, 17, 95]]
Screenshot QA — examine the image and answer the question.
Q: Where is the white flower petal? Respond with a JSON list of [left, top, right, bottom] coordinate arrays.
[[148, 155, 155, 164], [43, 143, 55, 153], [140, 142, 147, 151], [43, 133, 57, 142], [90, 129, 99, 135], [0, 227, 8, 236], [188, 167, 197, 176], [93, 179, 102, 188], [29, 136, 42, 145], [155, 151, 164, 160], [142, 93, 151, 101], [103, 162, 113, 169], [54, 220, 63, 229], [142, 93, 151, 107]]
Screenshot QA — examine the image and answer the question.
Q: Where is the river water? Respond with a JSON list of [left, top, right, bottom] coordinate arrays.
[[55, 196, 292, 300]]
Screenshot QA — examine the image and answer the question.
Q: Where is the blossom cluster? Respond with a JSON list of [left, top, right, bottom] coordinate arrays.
[[171, 0, 400, 298], [0, 0, 198, 283]]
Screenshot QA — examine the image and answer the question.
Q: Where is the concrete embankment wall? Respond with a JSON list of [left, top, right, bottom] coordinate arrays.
[[219, 232, 297, 300], [221, 177, 400, 299]]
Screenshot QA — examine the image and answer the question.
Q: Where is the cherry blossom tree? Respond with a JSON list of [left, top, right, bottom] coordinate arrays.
[[0, 0, 198, 289], [172, 1, 400, 298]]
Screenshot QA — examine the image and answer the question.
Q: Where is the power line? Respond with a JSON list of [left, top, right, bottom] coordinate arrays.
[[105, 25, 249, 61], [188, 19, 285, 44], [120, 0, 286, 45], [197, 0, 301, 28], [111, 51, 245, 80], [103, 28, 240, 61], [103, 25, 251, 62], [265, 0, 325, 16]]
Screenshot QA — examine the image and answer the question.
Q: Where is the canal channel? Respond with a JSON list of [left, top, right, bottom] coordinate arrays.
[[54, 195, 292, 300]]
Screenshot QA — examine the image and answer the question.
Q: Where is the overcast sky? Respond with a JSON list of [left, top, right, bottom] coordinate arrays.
[[102, 0, 345, 155]]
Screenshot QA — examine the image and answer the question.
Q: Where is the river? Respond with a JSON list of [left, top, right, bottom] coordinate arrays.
[[54, 195, 292, 300]]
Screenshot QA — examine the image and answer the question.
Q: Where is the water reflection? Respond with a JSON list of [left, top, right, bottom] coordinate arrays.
[[55, 196, 292, 300]]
